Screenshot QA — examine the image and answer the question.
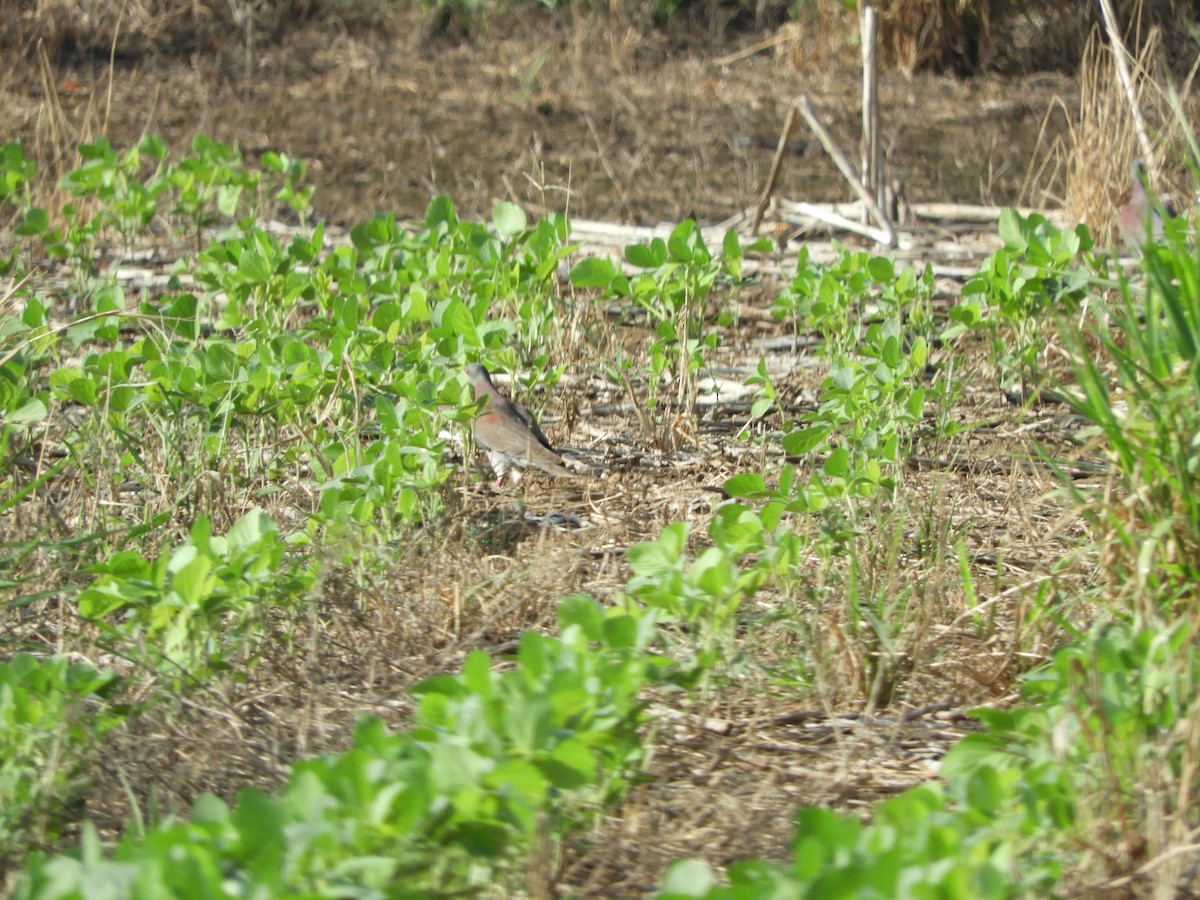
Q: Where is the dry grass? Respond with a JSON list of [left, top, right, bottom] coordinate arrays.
[[844, 0, 1200, 77], [0, 0, 347, 59], [1035, 24, 1199, 245], [0, 3, 1073, 231], [873, 0, 1002, 76], [3, 0, 1198, 81]]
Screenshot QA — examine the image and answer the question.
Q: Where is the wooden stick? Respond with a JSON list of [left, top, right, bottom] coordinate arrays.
[[712, 31, 794, 68], [788, 201, 894, 244], [1096, 0, 1157, 179], [751, 104, 799, 236], [860, 3, 879, 224], [871, 28, 884, 218], [907, 202, 1039, 221], [783, 200, 1041, 222], [794, 95, 898, 246]]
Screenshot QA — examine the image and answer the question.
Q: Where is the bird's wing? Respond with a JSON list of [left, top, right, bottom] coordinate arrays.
[[476, 407, 550, 457], [477, 409, 581, 478], [510, 401, 557, 453]]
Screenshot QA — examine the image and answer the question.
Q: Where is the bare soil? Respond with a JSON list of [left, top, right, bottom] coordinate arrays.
[[3, 6, 1074, 227]]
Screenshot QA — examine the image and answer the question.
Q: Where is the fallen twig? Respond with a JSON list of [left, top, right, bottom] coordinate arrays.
[[795, 95, 898, 247], [751, 104, 799, 236]]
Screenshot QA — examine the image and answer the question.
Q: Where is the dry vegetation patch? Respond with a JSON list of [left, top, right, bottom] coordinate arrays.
[[0, 0, 1083, 228]]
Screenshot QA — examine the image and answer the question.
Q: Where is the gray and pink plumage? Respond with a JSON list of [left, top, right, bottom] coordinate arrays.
[[465, 363, 581, 482]]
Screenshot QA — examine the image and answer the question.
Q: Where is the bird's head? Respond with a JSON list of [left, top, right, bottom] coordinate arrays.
[[465, 363, 496, 401]]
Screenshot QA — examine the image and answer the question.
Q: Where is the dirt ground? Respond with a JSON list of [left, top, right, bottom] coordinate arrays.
[[2, 6, 1075, 228]]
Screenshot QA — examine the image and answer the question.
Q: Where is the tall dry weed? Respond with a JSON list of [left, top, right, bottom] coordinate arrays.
[[1032, 24, 1198, 247], [873, 0, 1003, 75], [864, 0, 1196, 76]]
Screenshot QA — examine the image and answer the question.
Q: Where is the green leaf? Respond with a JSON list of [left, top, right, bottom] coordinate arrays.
[[425, 195, 457, 229], [463, 650, 492, 697], [375, 396, 400, 432], [21, 296, 45, 327], [667, 220, 697, 262], [568, 257, 616, 288], [237, 248, 272, 284], [491, 202, 527, 238], [171, 553, 214, 608], [628, 523, 688, 576], [866, 255, 894, 282], [138, 134, 167, 160], [557, 594, 605, 639], [909, 336, 928, 371], [997, 208, 1026, 252], [782, 425, 831, 456], [601, 612, 640, 648], [67, 375, 99, 406], [723, 473, 766, 498], [625, 239, 666, 268], [411, 674, 466, 699], [15, 207, 48, 237], [217, 183, 243, 218], [832, 365, 857, 391], [722, 228, 743, 261], [440, 298, 480, 345], [659, 859, 718, 896], [906, 388, 925, 420], [350, 215, 396, 249], [3, 398, 46, 427], [547, 737, 597, 786], [750, 396, 773, 419], [823, 447, 851, 477], [226, 508, 277, 549]]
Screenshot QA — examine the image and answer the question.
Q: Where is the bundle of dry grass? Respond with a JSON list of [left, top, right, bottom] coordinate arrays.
[[1042, 25, 1198, 247], [873, 0, 1001, 76], [868, 0, 1198, 76]]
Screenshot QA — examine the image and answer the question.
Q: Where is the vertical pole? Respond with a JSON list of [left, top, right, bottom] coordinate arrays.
[[860, 3, 880, 224], [1096, 0, 1157, 181]]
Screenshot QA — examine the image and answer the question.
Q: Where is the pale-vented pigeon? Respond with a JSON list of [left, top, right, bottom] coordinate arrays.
[[465, 363, 581, 482], [1119, 161, 1172, 253]]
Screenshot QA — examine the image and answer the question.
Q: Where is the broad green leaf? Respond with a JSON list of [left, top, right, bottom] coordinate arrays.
[[822, 447, 851, 477], [440, 298, 480, 344], [237, 248, 272, 284], [227, 508, 277, 549], [907, 388, 926, 420], [3, 398, 46, 427], [909, 336, 928, 370], [463, 650, 492, 698], [782, 425, 831, 456], [867, 255, 894, 282], [171, 554, 214, 608], [491, 202, 527, 238], [568, 257, 616, 288], [997, 208, 1026, 252], [557, 594, 605, 639], [15, 207, 48, 237], [723, 473, 766, 498], [425, 195, 457, 229], [627, 523, 688, 576]]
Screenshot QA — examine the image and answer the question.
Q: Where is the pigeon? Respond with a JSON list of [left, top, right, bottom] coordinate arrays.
[[465, 363, 582, 483], [1118, 161, 1172, 253]]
